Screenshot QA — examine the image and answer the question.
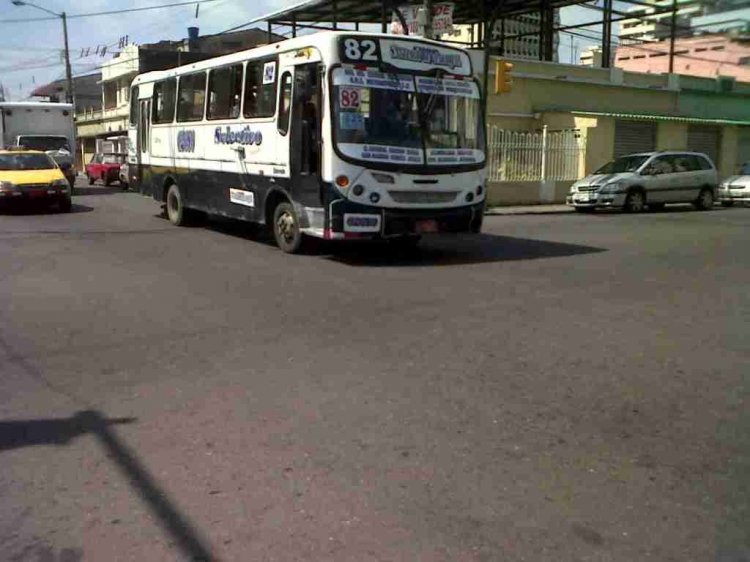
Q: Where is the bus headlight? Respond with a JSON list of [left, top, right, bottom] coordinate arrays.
[[51, 179, 69, 190], [352, 184, 365, 196]]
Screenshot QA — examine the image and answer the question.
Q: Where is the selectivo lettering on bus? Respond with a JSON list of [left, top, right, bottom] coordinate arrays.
[[128, 31, 486, 253]]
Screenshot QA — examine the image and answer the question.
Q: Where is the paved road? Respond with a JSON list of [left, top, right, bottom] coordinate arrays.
[[1, 183, 748, 561]]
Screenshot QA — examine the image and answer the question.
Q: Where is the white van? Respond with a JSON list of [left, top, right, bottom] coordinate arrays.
[[567, 151, 718, 212]]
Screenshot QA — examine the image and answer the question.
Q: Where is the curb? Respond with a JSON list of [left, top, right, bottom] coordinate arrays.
[[485, 207, 574, 216]]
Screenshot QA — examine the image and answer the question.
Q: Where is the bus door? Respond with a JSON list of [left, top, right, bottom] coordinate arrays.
[[288, 62, 323, 207], [137, 98, 152, 195]]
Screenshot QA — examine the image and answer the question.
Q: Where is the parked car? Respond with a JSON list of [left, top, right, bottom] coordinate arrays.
[[0, 149, 71, 212], [567, 151, 718, 212], [86, 153, 126, 186], [717, 162, 750, 207]]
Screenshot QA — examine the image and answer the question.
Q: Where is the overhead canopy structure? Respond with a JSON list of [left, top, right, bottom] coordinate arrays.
[[241, 0, 589, 26], [224, 0, 592, 63], [224, 0, 687, 73]]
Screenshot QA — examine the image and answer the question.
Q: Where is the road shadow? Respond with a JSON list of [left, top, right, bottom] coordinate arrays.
[[73, 185, 126, 196], [199, 214, 277, 244], [325, 233, 606, 267], [0, 411, 215, 561], [197, 216, 605, 265], [0, 203, 93, 216], [585, 204, 730, 216]]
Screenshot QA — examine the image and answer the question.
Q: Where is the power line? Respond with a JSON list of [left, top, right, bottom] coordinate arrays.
[[0, 0, 223, 24]]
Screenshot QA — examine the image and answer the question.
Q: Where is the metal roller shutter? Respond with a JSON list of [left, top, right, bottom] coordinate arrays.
[[687, 125, 721, 166], [736, 128, 750, 171], [614, 120, 656, 158]]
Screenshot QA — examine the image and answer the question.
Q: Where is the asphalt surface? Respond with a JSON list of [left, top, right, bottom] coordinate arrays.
[[1, 180, 748, 562]]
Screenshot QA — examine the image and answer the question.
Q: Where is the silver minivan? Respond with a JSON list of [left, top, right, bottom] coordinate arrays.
[[567, 151, 718, 212]]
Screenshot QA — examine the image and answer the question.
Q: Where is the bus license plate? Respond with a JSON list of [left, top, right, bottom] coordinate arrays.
[[416, 219, 438, 234], [29, 190, 45, 198]]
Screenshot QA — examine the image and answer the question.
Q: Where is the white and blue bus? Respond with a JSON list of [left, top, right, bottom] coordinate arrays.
[[128, 31, 486, 253]]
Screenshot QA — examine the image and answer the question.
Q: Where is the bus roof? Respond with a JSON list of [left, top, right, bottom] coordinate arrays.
[[132, 31, 473, 86]]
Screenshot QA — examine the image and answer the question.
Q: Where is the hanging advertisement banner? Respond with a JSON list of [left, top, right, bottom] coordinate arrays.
[[390, 2, 454, 36]]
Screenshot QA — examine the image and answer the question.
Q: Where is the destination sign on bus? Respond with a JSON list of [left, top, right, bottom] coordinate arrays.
[[338, 36, 471, 76]]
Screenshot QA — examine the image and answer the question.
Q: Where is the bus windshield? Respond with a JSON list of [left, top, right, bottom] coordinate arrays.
[[332, 68, 484, 168]]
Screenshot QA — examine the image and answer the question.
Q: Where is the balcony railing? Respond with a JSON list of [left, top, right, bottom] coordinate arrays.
[[76, 108, 103, 122], [75, 105, 129, 123]]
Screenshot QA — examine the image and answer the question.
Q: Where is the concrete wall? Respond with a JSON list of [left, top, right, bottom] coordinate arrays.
[[487, 180, 574, 206], [582, 117, 616, 175], [719, 127, 739, 179]]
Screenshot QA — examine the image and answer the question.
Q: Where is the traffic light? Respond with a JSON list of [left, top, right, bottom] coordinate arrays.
[[495, 60, 514, 94]]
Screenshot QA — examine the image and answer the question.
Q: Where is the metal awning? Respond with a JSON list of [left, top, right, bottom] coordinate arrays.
[[572, 111, 750, 127]]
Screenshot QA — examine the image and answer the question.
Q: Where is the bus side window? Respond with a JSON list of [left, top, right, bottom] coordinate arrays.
[[129, 86, 139, 127], [277, 72, 292, 136], [244, 60, 277, 119], [207, 64, 243, 120], [177, 72, 207, 122], [152, 78, 176, 124]]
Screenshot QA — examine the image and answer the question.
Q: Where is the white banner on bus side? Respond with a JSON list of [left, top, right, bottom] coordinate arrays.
[[426, 148, 484, 165], [339, 143, 424, 165], [390, 3, 454, 35], [333, 68, 414, 92], [415, 76, 479, 99]]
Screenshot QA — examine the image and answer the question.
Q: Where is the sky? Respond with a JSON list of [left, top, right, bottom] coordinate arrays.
[[0, 0, 630, 101]]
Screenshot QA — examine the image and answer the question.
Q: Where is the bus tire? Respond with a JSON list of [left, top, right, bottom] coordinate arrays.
[[166, 183, 190, 226], [273, 201, 304, 254]]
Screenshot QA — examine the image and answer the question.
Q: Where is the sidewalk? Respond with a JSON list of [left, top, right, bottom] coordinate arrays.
[[485, 204, 573, 216]]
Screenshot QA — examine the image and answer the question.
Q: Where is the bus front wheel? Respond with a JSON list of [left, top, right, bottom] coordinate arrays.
[[273, 202, 304, 254], [166, 184, 189, 226]]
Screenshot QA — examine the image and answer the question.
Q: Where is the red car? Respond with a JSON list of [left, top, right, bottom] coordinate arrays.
[[86, 153, 126, 186]]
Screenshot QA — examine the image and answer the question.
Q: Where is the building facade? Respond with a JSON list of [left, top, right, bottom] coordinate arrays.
[[614, 34, 750, 82], [620, 0, 750, 43], [476, 53, 750, 205], [620, 0, 710, 44]]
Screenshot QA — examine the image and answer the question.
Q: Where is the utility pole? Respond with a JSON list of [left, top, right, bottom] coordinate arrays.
[[668, 0, 677, 74], [422, 0, 433, 39], [62, 12, 73, 104], [11, 1, 74, 105]]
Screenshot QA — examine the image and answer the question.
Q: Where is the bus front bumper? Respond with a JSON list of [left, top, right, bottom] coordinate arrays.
[[305, 201, 485, 240]]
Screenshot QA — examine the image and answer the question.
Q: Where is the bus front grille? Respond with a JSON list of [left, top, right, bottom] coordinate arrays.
[[388, 191, 458, 204]]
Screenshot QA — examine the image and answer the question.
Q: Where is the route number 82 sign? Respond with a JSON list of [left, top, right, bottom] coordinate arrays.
[[341, 38, 379, 62], [339, 88, 361, 109]]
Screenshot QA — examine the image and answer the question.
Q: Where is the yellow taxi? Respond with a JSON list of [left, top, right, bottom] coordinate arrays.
[[0, 149, 72, 212]]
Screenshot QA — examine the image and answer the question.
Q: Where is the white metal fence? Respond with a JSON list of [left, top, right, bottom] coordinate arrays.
[[487, 126, 585, 182]]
